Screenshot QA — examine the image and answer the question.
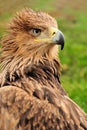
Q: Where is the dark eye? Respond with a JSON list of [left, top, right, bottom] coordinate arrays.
[[32, 28, 41, 36]]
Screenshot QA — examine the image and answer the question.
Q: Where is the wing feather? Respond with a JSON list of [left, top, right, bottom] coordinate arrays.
[[0, 85, 87, 130]]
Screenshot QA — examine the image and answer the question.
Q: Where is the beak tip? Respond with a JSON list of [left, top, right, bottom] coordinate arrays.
[[61, 43, 64, 50], [56, 31, 65, 50]]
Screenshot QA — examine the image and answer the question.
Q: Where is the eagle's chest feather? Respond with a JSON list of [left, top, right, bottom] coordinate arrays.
[[1, 59, 66, 104]]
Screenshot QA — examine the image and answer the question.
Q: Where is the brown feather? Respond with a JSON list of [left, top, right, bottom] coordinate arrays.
[[0, 9, 87, 130]]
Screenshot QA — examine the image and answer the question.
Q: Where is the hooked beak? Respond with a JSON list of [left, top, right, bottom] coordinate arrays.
[[50, 28, 65, 50]]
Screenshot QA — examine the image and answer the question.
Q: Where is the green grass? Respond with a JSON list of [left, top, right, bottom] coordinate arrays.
[[0, 0, 87, 112], [59, 13, 87, 112]]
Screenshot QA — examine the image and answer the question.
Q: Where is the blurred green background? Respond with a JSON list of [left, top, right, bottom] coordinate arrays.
[[0, 0, 87, 112]]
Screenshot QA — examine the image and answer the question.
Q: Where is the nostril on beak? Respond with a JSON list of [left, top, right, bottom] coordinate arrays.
[[52, 32, 56, 36]]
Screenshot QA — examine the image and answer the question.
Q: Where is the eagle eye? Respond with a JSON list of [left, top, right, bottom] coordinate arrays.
[[32, 28, 41, 36]]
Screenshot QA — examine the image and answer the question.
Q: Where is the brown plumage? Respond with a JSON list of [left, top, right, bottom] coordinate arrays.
[[0, 9, 87, 130]]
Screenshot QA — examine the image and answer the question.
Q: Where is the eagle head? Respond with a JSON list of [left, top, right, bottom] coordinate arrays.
[[1, 9, 64, 67]]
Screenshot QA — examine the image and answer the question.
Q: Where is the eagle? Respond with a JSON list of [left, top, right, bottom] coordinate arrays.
[[0, 9, 87, 130]]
